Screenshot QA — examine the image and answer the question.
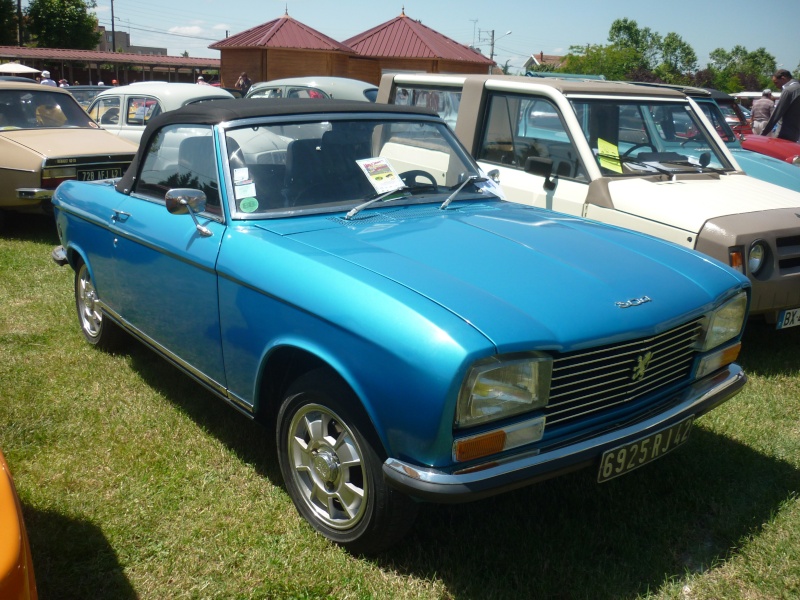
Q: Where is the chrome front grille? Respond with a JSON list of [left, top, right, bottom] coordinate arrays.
[[546, 318, 704, 427]]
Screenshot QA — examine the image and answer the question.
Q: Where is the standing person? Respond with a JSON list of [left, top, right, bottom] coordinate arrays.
[[761, 69, 800, 141], [750, 89, 775, 135], [196, 76, 210, 85], [39, 70, 57, 86], [235, 72, 252, 96]]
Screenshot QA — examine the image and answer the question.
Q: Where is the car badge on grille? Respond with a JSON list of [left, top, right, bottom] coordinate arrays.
[[616, 295, 652, 308], [632, 351, 654, 381]]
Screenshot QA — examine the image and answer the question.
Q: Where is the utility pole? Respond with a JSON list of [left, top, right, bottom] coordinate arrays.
[[110, 0, 116, 52]]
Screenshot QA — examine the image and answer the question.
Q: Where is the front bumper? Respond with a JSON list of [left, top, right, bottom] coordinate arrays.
[[383, 364, 746, 503]]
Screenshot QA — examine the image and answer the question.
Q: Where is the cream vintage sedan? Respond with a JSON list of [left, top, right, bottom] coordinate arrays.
[[0, 82, 136, 227]]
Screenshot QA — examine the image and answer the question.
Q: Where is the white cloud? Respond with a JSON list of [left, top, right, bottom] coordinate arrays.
[[169, 26, 205, 36], [212, 23, 230, 31]]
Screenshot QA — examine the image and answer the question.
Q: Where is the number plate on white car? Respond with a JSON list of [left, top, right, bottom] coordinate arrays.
[[598, 416, 694, 483], [777, 307, 800, 330]]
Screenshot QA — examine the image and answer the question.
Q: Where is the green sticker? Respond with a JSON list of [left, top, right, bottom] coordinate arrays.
[[239, 197, 259, 213]]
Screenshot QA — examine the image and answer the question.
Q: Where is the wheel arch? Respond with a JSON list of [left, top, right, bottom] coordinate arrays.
[[253, 345, 390, 459]]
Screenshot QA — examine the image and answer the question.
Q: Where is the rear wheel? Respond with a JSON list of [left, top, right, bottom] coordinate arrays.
[[276, 369, 418, 554], [74, 261, 122, 350]]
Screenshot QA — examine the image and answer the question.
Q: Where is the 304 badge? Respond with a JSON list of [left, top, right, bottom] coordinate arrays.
[[598, 416, 694, 483]]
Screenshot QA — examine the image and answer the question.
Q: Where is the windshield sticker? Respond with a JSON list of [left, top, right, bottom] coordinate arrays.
[[357, 158, 405, 194], [239, 197, 259, 213], [235, 182, 256, 200], [598, 138, 623, 173], [233, 167, 251, 184]]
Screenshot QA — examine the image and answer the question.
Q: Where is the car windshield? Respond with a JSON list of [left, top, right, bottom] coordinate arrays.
[[568, 98, 735, 176], [224, 116, 487, 218], [0, 89, 96, 129]]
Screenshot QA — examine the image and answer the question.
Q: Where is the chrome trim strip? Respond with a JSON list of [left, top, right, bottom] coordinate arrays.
[[99, 300, 253, 414]]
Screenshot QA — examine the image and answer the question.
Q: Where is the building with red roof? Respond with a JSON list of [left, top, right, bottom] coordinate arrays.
[[211, 9, 494, 88]]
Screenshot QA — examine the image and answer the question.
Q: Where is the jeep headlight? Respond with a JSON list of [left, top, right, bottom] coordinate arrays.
[[455, 353, 552, 428], [698, 291, 748, 352], [748, 240, 768, 275]]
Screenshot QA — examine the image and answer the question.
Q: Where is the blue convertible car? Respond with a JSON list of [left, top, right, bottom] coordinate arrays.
[[52, 99, 749, 553]]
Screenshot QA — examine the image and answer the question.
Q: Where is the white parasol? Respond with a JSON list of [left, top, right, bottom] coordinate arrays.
[[0, 62, 42, 75]]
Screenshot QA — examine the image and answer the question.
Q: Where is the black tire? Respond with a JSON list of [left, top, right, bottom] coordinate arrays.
[[74, 261, 123, 351], [276, 368, 418, 555]]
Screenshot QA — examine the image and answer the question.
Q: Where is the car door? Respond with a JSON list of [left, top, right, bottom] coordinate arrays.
[[475, 92, 591, 216], [109, 124, 227, 387], [88, 94, 122, 133]]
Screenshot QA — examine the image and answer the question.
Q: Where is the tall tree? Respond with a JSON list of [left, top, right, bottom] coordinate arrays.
[[607, 18, 661, 71], [0, 0, 16, 45], [26, 0, 100, 49]]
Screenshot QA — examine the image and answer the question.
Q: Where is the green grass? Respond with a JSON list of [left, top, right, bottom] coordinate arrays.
[[2, 214, 799, 599]]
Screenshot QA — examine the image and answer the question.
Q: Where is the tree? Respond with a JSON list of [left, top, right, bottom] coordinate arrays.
[[708, 45, 776, 91], [0, 0, 16, 45], [561, 44, 641, 80], [607, 18, 661, 71], [26, 0, 100, 49]]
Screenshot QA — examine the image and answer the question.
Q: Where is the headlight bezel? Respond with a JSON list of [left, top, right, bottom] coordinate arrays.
[[455, 352, 552, 429]]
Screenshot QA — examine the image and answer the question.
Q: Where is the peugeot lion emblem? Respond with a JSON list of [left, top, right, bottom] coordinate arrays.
[[632, 351, 654, 382], [616, 295, 652, 309]]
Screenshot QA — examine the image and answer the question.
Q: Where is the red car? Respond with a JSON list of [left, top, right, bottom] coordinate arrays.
[[741, 135, 800, 166], [708, 89, 800, 166]]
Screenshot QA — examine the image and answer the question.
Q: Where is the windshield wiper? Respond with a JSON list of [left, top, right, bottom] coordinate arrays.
[[344, 186, 410, 220], [597, 153, 675, 178], [439, 175, 489, 210], [662, 160, 728, 175]]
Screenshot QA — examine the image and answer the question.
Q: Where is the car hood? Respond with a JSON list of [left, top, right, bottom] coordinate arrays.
[[607, 174, 800, 234], [0, 127, 138, 157], [729, 147, 800, 193], [260, 202, 746, 350], [741, 134, 800, 160]]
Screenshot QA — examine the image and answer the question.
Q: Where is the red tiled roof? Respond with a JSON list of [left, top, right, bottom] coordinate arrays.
[[0, 45, 218, 68], [343, 11, 492, 65], [210, 13, 354, 53]]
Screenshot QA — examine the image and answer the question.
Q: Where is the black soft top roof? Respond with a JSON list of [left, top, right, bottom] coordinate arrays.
[[117, 98, 437, 194]]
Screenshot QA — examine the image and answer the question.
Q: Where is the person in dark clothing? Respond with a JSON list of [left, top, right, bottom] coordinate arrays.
[[235, 72, 252, 96], [761, 69, 800, 141]]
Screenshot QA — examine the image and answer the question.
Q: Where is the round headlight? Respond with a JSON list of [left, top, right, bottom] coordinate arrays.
[[748, 240, 767, 275], [791, 155, 800, 166]]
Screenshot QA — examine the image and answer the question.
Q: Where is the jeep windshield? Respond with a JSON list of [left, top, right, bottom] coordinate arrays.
[[568, 98, 735, 177]]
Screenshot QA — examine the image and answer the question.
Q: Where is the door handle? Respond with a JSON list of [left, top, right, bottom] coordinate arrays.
[[111, 210, 131, 222]]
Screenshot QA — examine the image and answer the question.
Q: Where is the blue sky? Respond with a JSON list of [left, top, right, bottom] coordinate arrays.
[[89, 0, 799, 75]]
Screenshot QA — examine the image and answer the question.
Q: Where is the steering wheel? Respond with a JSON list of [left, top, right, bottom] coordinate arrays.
[[400, 170, 438, 190], [622, 143, 656, 156]]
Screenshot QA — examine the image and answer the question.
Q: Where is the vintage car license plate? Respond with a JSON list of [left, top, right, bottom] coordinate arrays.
[[78, 168, 123, 181], [598, 416, 694, 483], [776, 307, 800, 330]]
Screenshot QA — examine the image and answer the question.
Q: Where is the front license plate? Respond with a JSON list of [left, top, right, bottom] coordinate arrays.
[[598, 416, 694, 483], [78, 168, 123, 181], [776, 307, 800, 330]]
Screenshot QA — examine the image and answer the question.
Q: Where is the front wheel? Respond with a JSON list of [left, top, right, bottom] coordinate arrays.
[[276, 369, 418, 554], [74, 261, 122, 350]]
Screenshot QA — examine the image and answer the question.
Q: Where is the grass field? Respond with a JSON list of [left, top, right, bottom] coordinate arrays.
[[1, 214, 799, 599]]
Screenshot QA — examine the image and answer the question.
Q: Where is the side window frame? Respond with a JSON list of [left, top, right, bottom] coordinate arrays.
[[133, 124, 223, 219], [477, 92, 588, 182]]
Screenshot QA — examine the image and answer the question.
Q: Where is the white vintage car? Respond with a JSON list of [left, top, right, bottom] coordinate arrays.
[[87, 82, 234, 143], [378, 74, 800, 329]]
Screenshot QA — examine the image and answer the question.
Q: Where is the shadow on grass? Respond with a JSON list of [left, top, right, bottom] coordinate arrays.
[[1, 212, 60, 245], [24, 506, 136, 600], [740, 318, 800, 376], [119, 339, 800, 599]]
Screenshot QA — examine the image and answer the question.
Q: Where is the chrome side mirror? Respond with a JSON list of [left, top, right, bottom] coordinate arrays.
[[165, 188, 212, 237]]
